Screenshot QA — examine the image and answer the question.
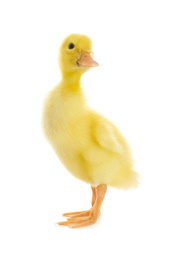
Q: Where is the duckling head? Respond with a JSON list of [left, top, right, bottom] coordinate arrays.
[[59, 34, 99, 75]]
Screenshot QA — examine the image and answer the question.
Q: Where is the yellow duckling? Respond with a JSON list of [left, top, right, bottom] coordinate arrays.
[[42, 34, 138, 228]]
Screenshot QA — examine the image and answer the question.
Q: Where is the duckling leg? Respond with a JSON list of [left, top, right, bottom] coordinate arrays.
[[91, 186, 96, 207], [62, 186, 96, 218], [58, 184, 107, 228]]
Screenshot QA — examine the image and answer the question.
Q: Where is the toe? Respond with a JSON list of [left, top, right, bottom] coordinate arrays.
[[71, 217, 97, 228], [63, 210, 90, 217], [69, 210, 91, 219]]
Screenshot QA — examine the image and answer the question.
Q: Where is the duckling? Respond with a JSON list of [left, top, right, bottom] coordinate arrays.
[[42, 34, 138, 228]]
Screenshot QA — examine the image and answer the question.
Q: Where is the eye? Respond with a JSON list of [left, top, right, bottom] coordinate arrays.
[[68, 43, 75, 49]]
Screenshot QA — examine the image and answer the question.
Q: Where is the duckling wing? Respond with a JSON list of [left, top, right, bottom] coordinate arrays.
[[91, 113, 123, 154]]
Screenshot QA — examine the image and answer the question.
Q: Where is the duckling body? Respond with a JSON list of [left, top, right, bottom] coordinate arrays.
[[43, 80, 137, 188], [42, 34, 138, 228]]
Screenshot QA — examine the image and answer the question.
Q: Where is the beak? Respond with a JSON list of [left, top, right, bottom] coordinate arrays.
[[77, 51, 99, 67]]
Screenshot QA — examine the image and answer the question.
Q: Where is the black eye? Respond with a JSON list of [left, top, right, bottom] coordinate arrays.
[[68, 43, 75, 49]]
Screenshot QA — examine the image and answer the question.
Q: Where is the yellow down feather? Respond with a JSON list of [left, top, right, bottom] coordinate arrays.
[[42, 34, 139, 189]]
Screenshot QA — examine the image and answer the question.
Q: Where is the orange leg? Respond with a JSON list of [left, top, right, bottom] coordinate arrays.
[[57, 184, 107, 228], [62, 186, 96, 218], [91, 186, 96, 207]]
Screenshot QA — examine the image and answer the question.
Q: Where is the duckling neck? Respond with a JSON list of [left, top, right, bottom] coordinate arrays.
[[61, 71, 82, 89], [59, 70, 86, 111]]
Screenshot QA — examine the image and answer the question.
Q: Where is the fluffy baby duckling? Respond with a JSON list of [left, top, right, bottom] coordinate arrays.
[[42, 34, 138, 228]]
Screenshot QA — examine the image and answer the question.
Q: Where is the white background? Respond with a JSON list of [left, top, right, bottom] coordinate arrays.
[[0, 0, 177, 259]]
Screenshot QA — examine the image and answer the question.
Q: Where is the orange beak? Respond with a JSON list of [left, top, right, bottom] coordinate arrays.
[[77, 51, 99, 67]]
